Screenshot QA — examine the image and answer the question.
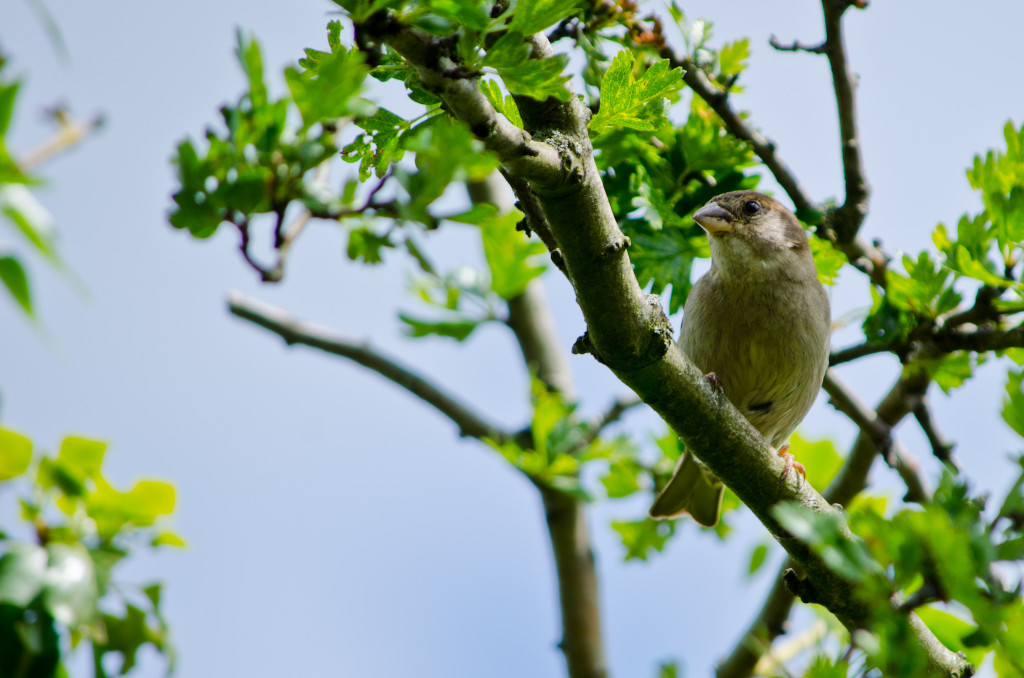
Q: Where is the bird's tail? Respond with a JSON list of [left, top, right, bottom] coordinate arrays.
[[648, 450, 724, 527]]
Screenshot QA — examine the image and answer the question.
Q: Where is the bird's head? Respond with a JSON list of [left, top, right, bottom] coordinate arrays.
[[692, 190, 811, 279]]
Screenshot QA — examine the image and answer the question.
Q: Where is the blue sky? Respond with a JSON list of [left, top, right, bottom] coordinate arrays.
[[1, 1, 1022, 676]]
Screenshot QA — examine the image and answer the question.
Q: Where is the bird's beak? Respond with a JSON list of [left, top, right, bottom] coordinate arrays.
[[693, 203, 733, 234]]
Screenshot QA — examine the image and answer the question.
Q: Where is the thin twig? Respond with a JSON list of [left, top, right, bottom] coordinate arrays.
[[768, 35, 827, 54], [227, 292, 510, 442], [820, 0, 870, 242], [19, 109, 104, 171], [578, 394, 643, 449], [823, 370, 932, 503], [912, 398, 958, 469]]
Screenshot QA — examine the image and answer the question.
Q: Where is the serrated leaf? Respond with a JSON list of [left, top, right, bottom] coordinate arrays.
[[810, 234, 846, 285], [286, 46, 373, 129], [508, 0, 581, 35], [591, 51, 683, 133], [611, 519, 676, 561], [718, 39, 749, 76], [479, 209, 547, 299]]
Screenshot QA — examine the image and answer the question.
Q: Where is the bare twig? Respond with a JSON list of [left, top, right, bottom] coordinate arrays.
[[769, 35, 826, 54], [19, 108, 104, 171], [579, 394, 643, 449], [226, 292, 510, 442], [820, 0, 870, 242], [823, 370, 932, 503], [912, 398, 958, 469]]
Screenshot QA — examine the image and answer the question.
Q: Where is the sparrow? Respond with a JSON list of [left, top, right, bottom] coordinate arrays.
[[648, 190, 831, 526]]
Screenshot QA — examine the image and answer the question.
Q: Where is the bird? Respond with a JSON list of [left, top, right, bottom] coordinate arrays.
[[648, 190, 831, 526]]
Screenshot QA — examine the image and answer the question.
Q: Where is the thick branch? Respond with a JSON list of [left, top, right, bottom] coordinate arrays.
[[226, 292, 509, 442]]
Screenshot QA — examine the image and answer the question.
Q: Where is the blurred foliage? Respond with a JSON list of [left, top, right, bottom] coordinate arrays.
[[2, 41, 178, 678], [0, 57, 64, 319], [0, 429, 181, 678]]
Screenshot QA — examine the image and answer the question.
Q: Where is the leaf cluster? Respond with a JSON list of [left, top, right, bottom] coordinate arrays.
[[0, 428, 181, 677]]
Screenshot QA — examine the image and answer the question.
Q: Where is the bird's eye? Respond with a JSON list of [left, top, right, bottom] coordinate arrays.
[[743, 200, 762, 216]]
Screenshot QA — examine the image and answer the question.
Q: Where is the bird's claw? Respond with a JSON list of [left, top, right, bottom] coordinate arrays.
[[777, 443, 806, 486], [705, 372, 724, 391]]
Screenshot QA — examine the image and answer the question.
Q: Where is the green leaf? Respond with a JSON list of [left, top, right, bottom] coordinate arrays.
[[57, 436, 106, 480], [480, 78, 523, 128], [0, 543, 48, 606], [478, 207, 547, 299], [611, 519, 676, 561], [508, 0, 581, 35], [810, 234, 846, 285], [152, 532, 187, 548], [398, 313, 480, 341], [1003, 370, 1024, 438], [346, 226, 395, 264], [591, 51, 683, 134], [286, 46, 372, 129], [235, 30, 267, 108], [100, 604, 161, 674], [772, 502, 883, 584], [601, 456, 642, 498], [0, 427, 32, 480], [747, 542, 769, 576], [0, 78, 19, 137], [0, 255, 32, 315], [494, 49, 571, 102], [788, 432, 843, 490], [86, 479, 176, 538], [718, 39, 750, 76], [0, 184, 60, 263]]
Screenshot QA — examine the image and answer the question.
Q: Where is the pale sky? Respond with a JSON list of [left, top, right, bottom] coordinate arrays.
[[1, 1, 1022, 676]]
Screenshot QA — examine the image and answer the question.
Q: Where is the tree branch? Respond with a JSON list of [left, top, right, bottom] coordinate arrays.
[[913, 397, 958, 468], [468, 174, 607, 678], [823, 370, 932, 503], [226, 291, 510, 442], [718, 368, 936, 678], [820, 0, 870, 242]]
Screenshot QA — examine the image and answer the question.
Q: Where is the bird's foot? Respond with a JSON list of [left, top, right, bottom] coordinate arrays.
[[705, 372, 724, 391], [777, 443, 806, 486]]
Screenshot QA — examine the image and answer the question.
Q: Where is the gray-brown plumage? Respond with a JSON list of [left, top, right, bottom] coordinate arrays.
[[648, 190, 831, 526]]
